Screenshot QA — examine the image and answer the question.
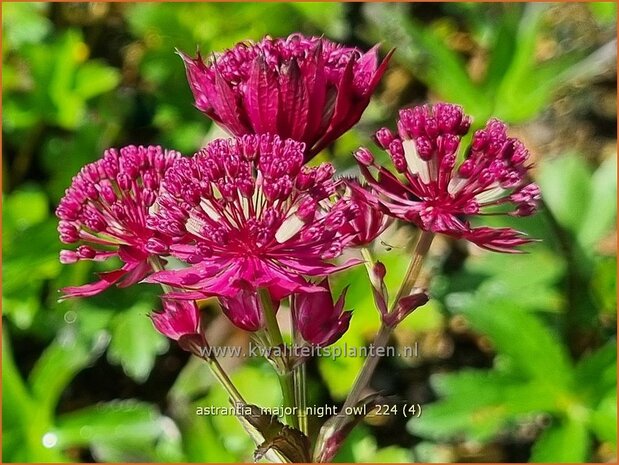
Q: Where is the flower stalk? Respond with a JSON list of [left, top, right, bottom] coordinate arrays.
[[340, 231, 434, 414], [260, 288, 298, 429], [196, 338, 246, 406]]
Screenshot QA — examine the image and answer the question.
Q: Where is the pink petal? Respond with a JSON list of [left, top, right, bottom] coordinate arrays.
[[243, 57, 279, 133], [59, 269, 126, 300], [213, 68, 251, 135], [277, 58, 309, 141]]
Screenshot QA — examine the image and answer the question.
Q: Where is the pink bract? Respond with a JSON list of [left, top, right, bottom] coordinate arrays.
[[179, 34, 392, 160], [151, 298, 201, 340], [56, 145, 181, 299], [356, 103, 541, 253], [219, 284, 280, 332], [340, 178, 391, 247], [293, 278, 351, 347], [147, 134, 360, 300]]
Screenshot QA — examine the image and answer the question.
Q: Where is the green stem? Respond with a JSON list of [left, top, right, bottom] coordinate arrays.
[[389, 231, 434, 308], [291, 295, 309, 435], [340, 231, 434, 414], [259, 288, 299, 429], [197, 340, 245, 405], [296, 363, 308, 434], [360, 247, 375, 277]]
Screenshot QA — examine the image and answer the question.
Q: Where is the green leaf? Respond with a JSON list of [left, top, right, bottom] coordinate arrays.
[[538, 154, 593, 236], [459, 299, 572, 386], [178, 407, 237, 462], [28, 329, 106, 412], [410, 370, 560, 442], [55, 399, 184, 462], [74, 61, 121, 100], [3, 187, 49, 230], [530, 418, 590, 462], [578, 154, 617, 247], [55, 400, 165, 447], [460, 248, 565, 313], [2, 215, 62, 328], [2, 329, 67, 462], [318, 330, 366, 400], [107, 303, 169, 382], [573, 341, 617, 405], [2, 329, 34, 431], [590, 390, 617, 447], [493, 3, 549, 120], [365, 3, 489, 119], [351, 433, 411, 463], [591, 257, 617, 314], [192, 364, 282, 459], [481, 4, 521, 94], [2, 3, 51, 48], [288, 2, 345, 39], [588, 2, 617, 24]]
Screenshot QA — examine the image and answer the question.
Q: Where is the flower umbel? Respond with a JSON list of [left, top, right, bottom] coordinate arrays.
[[180, 34, 392, 160], [356, 103, 541, 252], [148, 134, 360, 300], [56, 145, 181, 299]]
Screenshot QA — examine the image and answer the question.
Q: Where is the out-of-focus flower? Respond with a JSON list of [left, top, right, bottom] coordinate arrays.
[[148, 134, 360, 300], [293, 278, 351, 347], [340, 178, 391, 247], [356, 103, 541, 253], [179, 34, 392, 160], [151, 298, 201, 340], [56, 145, 181, 299]]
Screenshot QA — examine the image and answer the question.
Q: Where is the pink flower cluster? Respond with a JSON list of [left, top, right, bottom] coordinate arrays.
[[57, 34, 540, 347], [148, 134, 359, 301], [356, 103, 540, 253], [56, 145, 180, 298]]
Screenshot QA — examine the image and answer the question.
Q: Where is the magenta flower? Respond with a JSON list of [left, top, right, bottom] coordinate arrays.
[[179, 34, 392, 160], [219, 284, 280, 332], [151, 298, 201, 340], [147, 134, 360, 300], [355, 103, 541, 253], [340, 178, 391, 247], [293, 278, 351, 347], [56, 145, 181, 299]]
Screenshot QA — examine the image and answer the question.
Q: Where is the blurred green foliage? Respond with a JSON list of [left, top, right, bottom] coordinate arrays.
[[2, 2, 616, 463]]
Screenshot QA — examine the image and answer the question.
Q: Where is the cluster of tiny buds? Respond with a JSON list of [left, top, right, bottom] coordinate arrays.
[[152, 134, 356, 265], [211, 34, 362, 84], [56, 145, 181, 255]]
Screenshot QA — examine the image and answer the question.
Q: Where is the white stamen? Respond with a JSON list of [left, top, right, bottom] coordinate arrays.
[[403, 139, 430, 184], [448, 177, 467, 195], [186, 215, 207, 238], [200, 200, 221, 221], [475, 184, 506, 204], [275, 213, 305, 243]]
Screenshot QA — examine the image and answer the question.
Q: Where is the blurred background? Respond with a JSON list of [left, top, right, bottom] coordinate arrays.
[[2, 2, 617, 463]]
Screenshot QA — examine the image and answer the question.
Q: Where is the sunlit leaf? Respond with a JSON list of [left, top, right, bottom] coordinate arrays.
[[530, 418, 590, 462], [107, 303, 169, 383]]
